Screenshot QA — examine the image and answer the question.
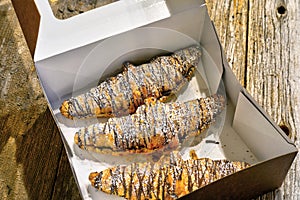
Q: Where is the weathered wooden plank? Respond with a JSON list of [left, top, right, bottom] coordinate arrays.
[[48, 0, 119, 19], [1, 1, 89, 198], [15, 109, 64, 200], [208, 0, 300, 199], [51, 148, 82, 200], [206, 0, 249, 87], [0, 110, 64, 200], [0, 0, 65, 199], [246, 0, 300, 199]]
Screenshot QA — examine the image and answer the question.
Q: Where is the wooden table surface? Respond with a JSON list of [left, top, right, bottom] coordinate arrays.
[[0, 0, 299, 199]]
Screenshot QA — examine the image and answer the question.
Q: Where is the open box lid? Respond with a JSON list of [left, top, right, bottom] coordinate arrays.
[[12, 0, 175, 62]]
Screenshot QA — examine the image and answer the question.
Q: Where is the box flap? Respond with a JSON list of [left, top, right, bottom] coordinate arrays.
[[11, 0, 40, 56], [182, 152, 297, 200], [232, 91, 297, 161]]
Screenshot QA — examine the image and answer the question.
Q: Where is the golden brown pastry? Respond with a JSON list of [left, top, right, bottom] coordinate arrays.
[[75, 94, 225, 154], [89, 151, 250, 200], [60, 46, 201, 119]]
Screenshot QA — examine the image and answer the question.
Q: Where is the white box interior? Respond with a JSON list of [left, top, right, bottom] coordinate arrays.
[[32, 0, 297, 199]]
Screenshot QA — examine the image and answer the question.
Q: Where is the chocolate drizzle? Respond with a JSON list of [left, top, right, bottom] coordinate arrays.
[[89, 152, 250, 200], [75, 94, 225, 154], [60, 46, 202, 119]]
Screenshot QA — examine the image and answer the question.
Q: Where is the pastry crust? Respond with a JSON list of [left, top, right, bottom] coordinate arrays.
[[74, 94, 225, 154], [60, 46, 201, 119], [89, 152, 250, 200]]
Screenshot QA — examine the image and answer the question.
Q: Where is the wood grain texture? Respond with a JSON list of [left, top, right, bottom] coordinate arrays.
[[247, 1, 300, 199], [0, 0, 299, 199], [51, 149, 81, 200], [207, 0, 300, 199], [206, 0, 249, 87], [0, 0, 80, 199]]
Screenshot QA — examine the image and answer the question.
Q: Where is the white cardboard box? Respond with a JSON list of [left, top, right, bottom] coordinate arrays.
[[12, 0, 297, 199]]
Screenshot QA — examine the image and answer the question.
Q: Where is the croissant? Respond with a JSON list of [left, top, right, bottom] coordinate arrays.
[[60, 46, 201, 119], [75, 94, 225, 154], [89, 151, 250, 200]]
